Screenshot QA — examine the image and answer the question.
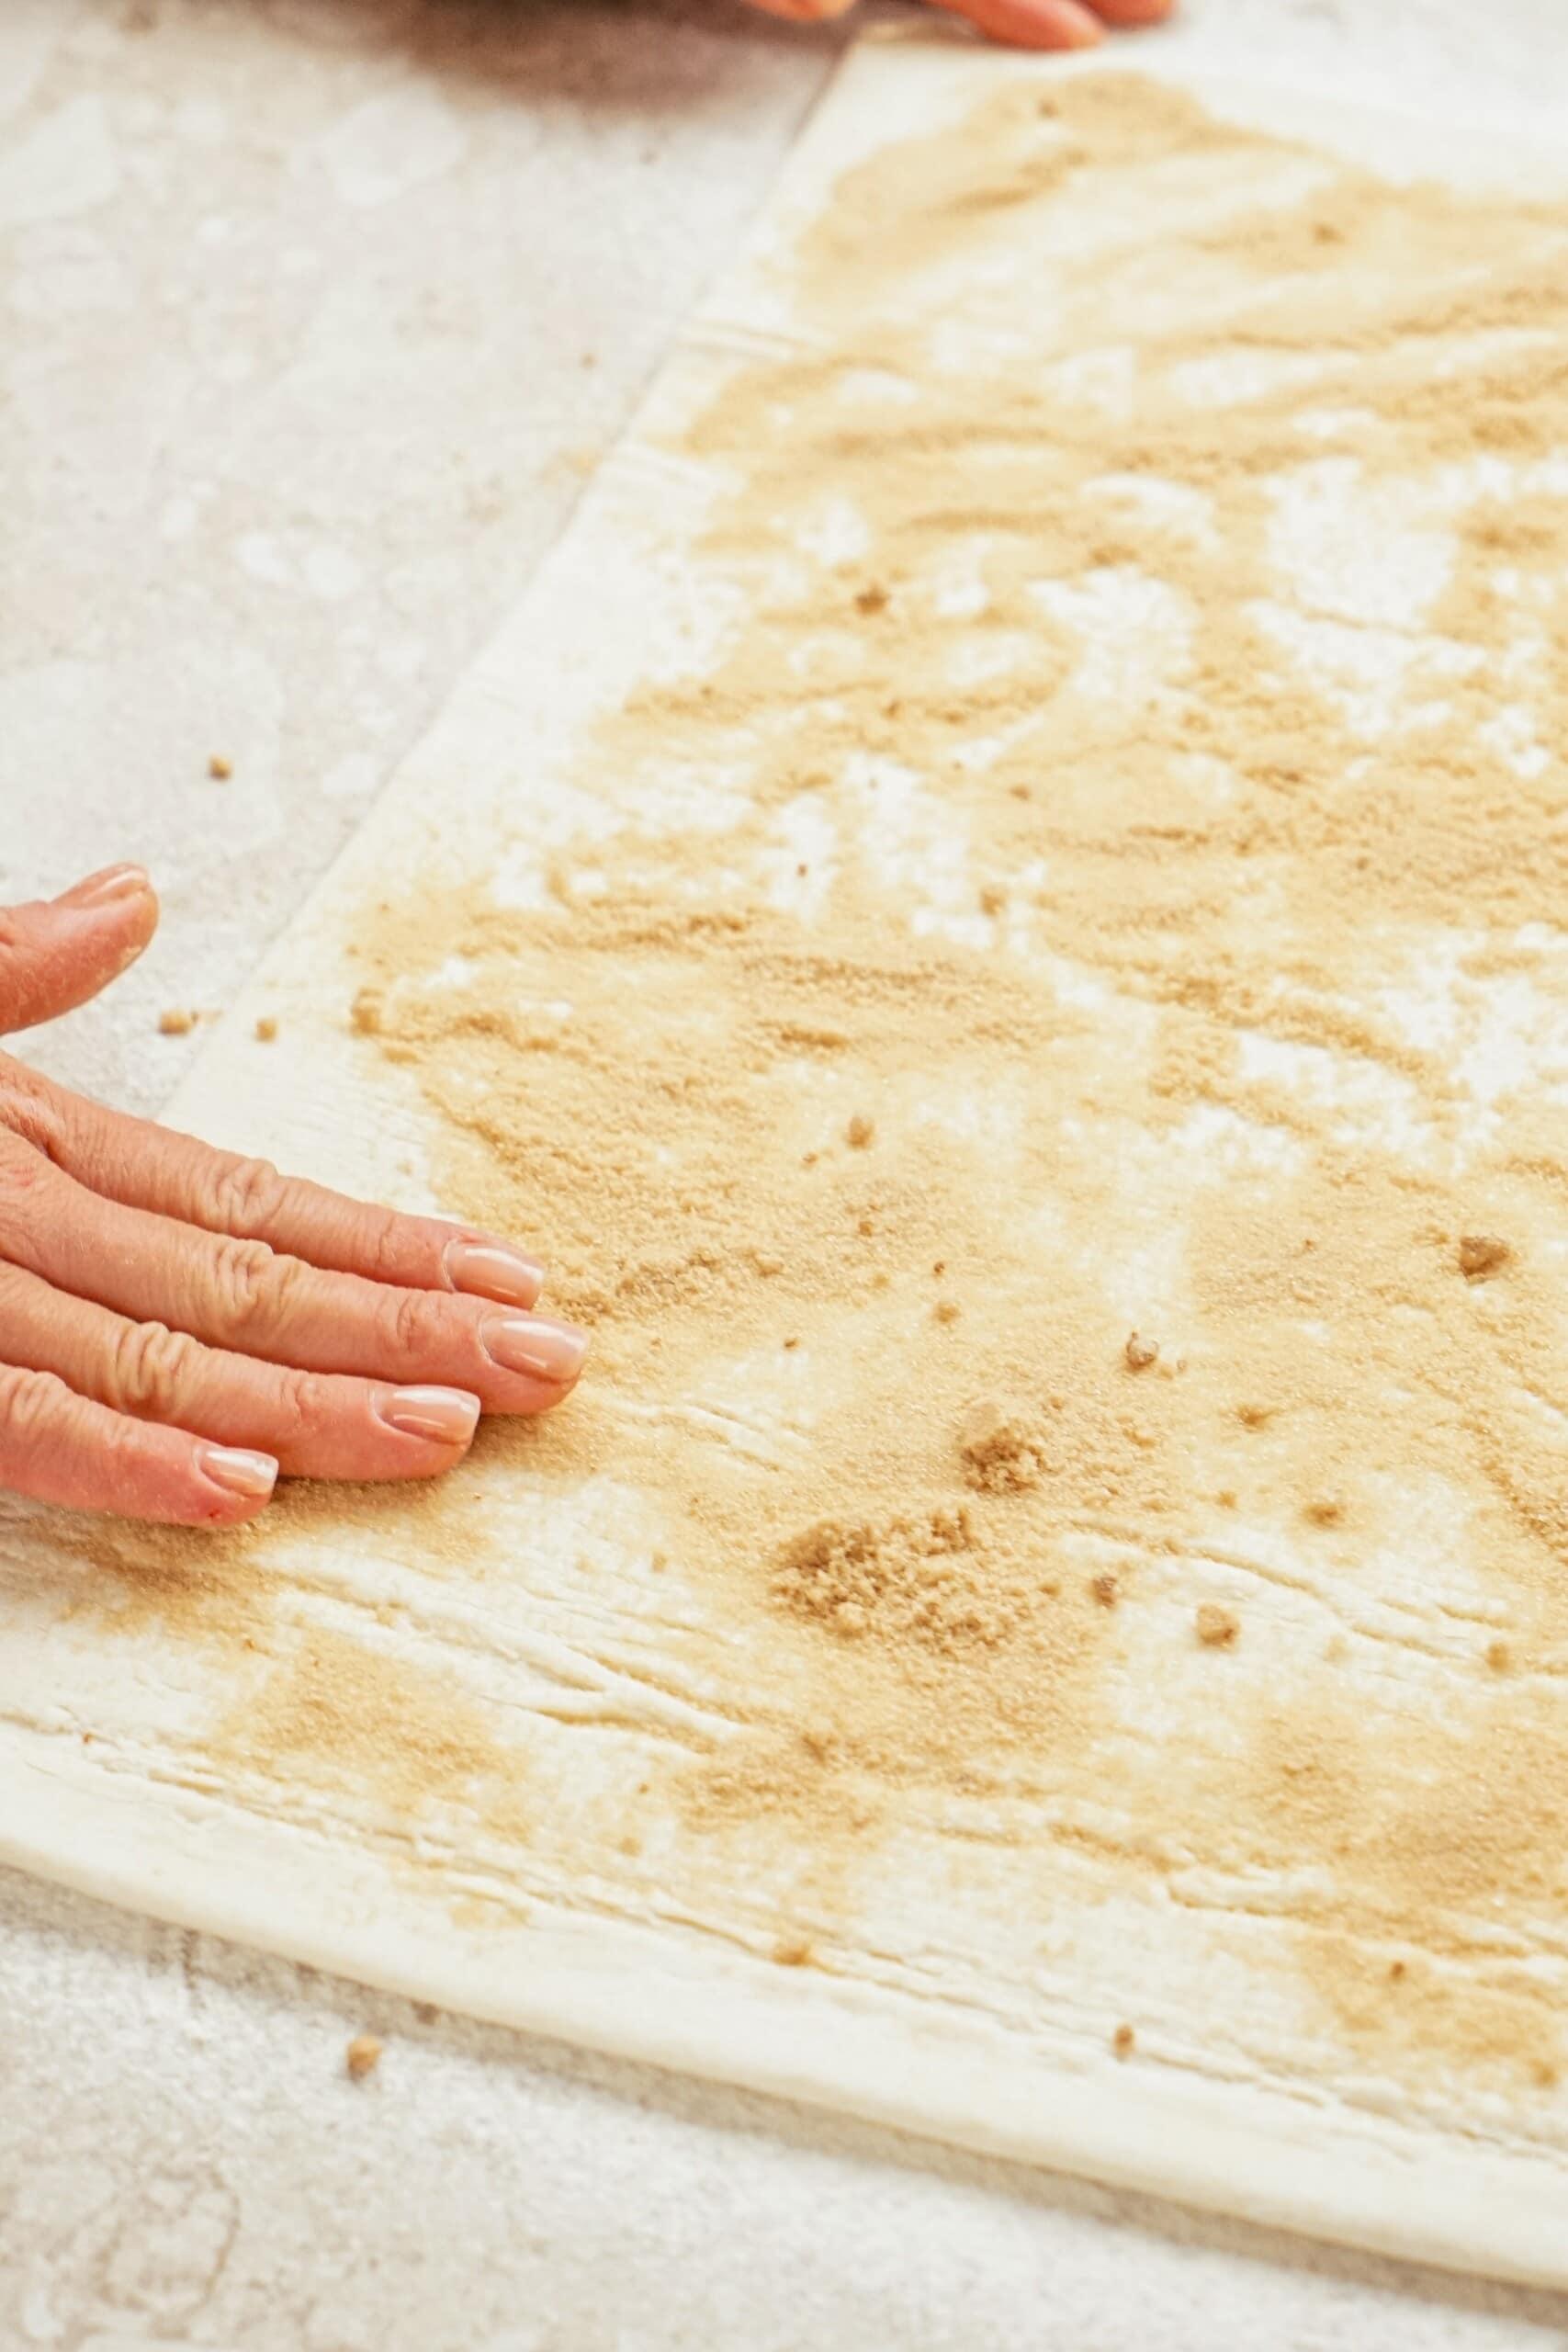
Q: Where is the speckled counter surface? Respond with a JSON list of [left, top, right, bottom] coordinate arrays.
[[5, 4, 1568, 2346]]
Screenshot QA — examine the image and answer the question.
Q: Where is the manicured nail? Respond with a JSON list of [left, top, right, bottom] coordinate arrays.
[[379, 1385, 480, 1444], [197, 1444, 278, 1500], [481, 1314, 589, 1385], [60, 863, 152, 910], [444, 1238, 547, 1309]]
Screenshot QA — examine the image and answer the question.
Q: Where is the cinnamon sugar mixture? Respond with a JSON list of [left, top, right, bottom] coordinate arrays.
[[79, 75, 1568, 2100]]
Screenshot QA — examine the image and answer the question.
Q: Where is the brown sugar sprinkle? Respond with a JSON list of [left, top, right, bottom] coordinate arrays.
[[854, 583, 889, 616], [254, 1016, 278, 1043], [157, 1009, 197, 1036], [208, 754, 231, 780], [345, 2034, 382, 2082], [1111, 2024, 1135, 2059], [1458, 1234, 1511, 1282], [1090, 1573, 1119, 1609], [958, 1399, 1046, 1494], [772, 1938, 813, 1967], [1486, 1639, 1513, 1674], [979, 885, 1006, 917], [932, 1300, 961, 1324], [1196, 1604, 1239, 1650], [1389, 1961, 1407, 1984], [1123, 1332, 1158, 1373], [330, 74, 1568, 2096], [1304, 1498, 1343, 1527], [846, 1114, 875, 1148]]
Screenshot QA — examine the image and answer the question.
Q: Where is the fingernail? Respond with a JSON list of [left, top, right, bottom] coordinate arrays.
[[445, 1238, 547, 1309], [60, 864, 152, 910], [197, 1444, 278, 1500], [379, 1385, 481, 1445], [481, 1314, 589, 1385]]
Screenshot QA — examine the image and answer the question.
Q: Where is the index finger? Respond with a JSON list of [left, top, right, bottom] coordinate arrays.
[[29, 1078, 546, 1309]]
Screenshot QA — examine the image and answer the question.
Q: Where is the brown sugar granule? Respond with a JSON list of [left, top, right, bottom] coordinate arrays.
[[933, 1300, 961, 1325], [958, 1400, 1046, 1494], [1486, 1638, 1513, 1674], [157, 1009, 197, 1036], [775, 1507, 1029, 1651], [1090, 1573, 1119, 1609], [254, 1016, 278, 1043], [979, 886, 1006, 917], [1196, 1604, 1239, 1649], [1390, 1961, 1407, 1984], [1216, 1489, 1237, 1510], [772, 1937, 813, 1967], [846, 1114, 875, 1148], [1235, 1404, 1271, 1430], [350, 987, 385, 1036], [784, 1336, 800, 1350], [1459, 1234, 1511, 1282], [345, 2034, 382, 2082], [1304, 1498, 1343, 1527], [1123, 1332, 1158, 1373], [854, 583, 888, 616], [208, 754, 231, 780], [1112, 2024, 1135, 2059]]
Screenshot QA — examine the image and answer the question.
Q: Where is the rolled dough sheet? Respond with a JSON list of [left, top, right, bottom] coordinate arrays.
[[6, 44, 1568, 2287]]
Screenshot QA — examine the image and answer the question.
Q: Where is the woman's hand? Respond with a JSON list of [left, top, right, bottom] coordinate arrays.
[[749, 0, 1172, 51], [0, 866, 586, 1529]]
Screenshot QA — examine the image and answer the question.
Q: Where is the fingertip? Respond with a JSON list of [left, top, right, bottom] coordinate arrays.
[[195, 1442, 278, 1520], [57, 865, 154, 913]]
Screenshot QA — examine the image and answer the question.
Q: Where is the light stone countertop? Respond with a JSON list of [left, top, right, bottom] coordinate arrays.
[[5, 3, 1568, 2345]]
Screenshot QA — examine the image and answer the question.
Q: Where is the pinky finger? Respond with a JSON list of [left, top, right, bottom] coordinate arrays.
[[0, 1363, 276, 1526]]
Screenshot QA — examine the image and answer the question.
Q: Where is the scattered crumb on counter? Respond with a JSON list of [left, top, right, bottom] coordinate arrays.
[[345, 2034, 382, 2082], [933, 1299, 961, 1324], [1090, 1573, 1119, 1609], [1304, 1498, 1343, 1526], [1459, 1233, 1510, 1281], [1112, 2024, 1135, 2059], [847, 1114, 874, 1148], [1486, 1638, 1513, 1673], [208, 754, 232, 780], [772, 1938, 813, 1967], [979, 885, 1006, 916], [158, 1009, 197, 1036], [1123, 1331, 1158, 1372], [254, 1016, 278, 1043]]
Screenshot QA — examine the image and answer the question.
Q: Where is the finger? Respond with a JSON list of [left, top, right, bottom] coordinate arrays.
[[0, 867, 159, 1036], [742, 0, 856, 19], [0, 1361, 276, 1525], [0, 1259, 480, 1482], [0, 1137, 588, 1415], [928, 0, 1103, 42], [35, 1080, 546, 1307], [1089, 0, 1173, 21]]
